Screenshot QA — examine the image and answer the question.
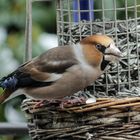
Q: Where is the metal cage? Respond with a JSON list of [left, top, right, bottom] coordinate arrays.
[[56, 0, 140, 96]]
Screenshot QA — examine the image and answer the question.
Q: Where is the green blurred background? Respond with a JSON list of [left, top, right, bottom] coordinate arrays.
[[0, 0, 56, 140], [0, 0, 140, 140]]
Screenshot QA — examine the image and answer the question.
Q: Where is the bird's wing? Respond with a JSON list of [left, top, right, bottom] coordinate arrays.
[[0, 46, 78, 90], [0, 46, 78, 102], [25, 68, 88, 99], [19, 46, 78, 82]]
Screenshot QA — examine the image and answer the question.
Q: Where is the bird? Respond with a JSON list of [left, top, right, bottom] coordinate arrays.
[[0, 34, 122, 105]]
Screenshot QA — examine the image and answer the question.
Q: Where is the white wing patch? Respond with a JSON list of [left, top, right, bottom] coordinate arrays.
[[44, 73, 62, 82], [47, 61, 61, 66], [47, 60, 68, 66]]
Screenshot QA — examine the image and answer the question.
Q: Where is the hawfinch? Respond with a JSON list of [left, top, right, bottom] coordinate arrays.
[[0, 35, 122, 103]]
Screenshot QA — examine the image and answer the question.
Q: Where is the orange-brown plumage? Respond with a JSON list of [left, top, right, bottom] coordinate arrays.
[[80, 35, 113, 47], [82, 44, 103, 67]]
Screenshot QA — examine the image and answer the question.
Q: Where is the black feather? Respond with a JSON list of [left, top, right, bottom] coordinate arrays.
[[0, 70, 18, 90], [100, 56, 110, 71], [16, 76, 53, 88], [0, 76, 17, 89], [0, 70, 53, 90]]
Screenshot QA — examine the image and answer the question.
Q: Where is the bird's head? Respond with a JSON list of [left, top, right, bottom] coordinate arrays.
[[80, 35, 122, 69]]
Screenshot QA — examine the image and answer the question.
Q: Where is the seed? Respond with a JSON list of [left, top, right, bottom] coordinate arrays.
[[58, 19, 140, 97]]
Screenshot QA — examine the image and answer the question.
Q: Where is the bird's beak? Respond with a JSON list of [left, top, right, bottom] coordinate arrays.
[[104, 43, 122, 62]]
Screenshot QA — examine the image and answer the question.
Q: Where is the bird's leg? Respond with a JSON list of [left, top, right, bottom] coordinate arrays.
[[60, 96, 86, 109], [33, 100, 46, 108], [33, 99, 62, 109], [33, 96, 87, 109]]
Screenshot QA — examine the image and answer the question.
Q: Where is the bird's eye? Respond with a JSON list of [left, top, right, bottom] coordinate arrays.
[[96, 44, 102, 50], [96, 44, 106, 53]]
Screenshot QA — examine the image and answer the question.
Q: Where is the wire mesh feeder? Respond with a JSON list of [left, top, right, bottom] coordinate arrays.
[[56, 0, 140, 96], [21, 97, 140, 140]]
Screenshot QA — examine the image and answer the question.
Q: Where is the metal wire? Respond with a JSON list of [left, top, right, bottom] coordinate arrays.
[[25, 0, 53, 62], [23, 0, 140, 95], [56, 0, 140, 95], [134, 0, 140, 87], [0, 123, 28, 135], [25, 0, 32, 62]]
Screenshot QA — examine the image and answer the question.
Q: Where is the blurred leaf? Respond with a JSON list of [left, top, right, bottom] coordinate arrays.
[[0, 1, 56, 140], [32, 1, 56, 33], [0, 104, 6, 121], [0, 88, 4, 95], [0, 0, 26, 28]]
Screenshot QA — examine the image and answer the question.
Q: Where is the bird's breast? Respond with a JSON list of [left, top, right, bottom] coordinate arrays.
[[81, 64, 103, 85]]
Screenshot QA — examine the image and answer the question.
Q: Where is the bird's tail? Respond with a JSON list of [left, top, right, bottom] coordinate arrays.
[[0, 89, 13, 104], [0, 74, 18, 104], [0, 74, 18, 90]]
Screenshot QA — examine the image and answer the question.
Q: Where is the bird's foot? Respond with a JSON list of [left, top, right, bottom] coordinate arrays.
[[33, 99, 61, 109], [60, 96, 86, 109], [32, 97, 87, 110], [33, 100, 46, 109]]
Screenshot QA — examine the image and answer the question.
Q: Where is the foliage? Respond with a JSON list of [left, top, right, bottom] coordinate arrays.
[[0, 0, 56, 140]]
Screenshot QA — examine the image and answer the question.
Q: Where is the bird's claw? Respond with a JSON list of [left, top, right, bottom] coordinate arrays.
[[59, 96, 86, 109], [33, 96, 88, 110], [33, 100, 46, 109], [33, 99, 61, 109]]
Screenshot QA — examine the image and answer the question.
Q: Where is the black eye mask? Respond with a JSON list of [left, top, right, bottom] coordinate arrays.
[[100, 56, 110, 71], [95, 44, 106, 53]]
